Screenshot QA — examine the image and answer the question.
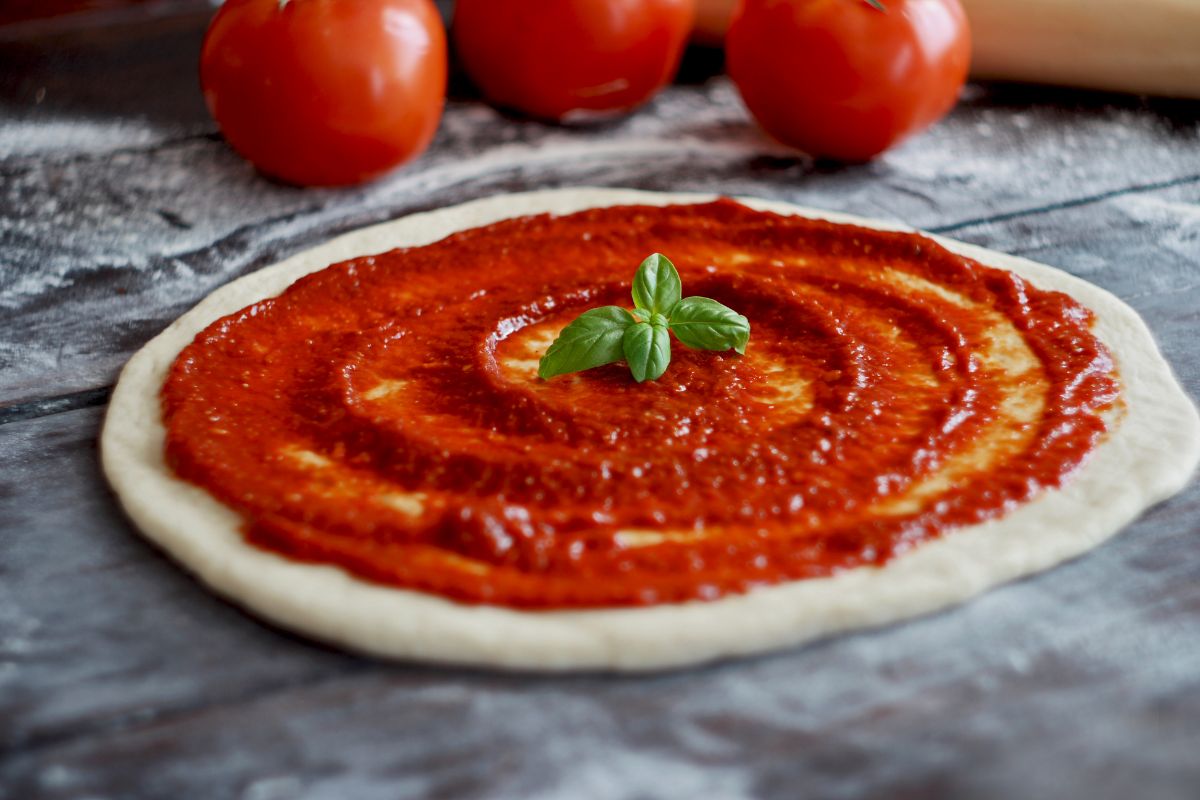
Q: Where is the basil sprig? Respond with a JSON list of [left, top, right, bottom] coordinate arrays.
[[538, 253, 750, 383]]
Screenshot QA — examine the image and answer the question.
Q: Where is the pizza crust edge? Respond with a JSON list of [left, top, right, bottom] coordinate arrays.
[[100, 187, 1200, 671]]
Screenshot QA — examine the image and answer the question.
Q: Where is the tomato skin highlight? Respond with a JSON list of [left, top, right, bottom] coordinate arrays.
[[200, 0, 447, 187], [453, 0, 695, 122], [727, 0, 971, 161]]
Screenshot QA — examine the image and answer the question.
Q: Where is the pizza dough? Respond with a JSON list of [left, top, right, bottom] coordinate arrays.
[[101, 188, 1200, 671]]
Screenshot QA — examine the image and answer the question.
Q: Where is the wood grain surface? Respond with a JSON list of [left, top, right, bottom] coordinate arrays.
[[2, 6, 1199, 799]]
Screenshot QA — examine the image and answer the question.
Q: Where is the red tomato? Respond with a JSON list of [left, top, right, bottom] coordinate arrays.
[[453, 0, 696, 121], [200, 0, 447, 186], [727, 0, 971, 161]]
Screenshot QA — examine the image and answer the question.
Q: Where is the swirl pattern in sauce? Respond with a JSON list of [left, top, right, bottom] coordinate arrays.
[[162, 201, 1120, 608]]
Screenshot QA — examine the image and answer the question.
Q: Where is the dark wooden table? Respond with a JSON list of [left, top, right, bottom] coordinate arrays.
[[3, 6, 1200, 799]]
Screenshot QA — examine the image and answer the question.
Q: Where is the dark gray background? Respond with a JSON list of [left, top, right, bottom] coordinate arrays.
[[2, 4, 1199, 799]]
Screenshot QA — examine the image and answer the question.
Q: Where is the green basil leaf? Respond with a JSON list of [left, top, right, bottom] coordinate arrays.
[[538, 306, 637, 379], [631, 253, 682, 317], [668, 296, 751, 354], [622, 321, 671, 383]]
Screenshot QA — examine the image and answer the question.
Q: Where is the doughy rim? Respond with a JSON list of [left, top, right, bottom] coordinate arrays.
[[101, 188, 1200, 672]]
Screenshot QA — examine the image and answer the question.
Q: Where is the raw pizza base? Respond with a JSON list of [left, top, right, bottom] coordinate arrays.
[[101, 188, 1200, 671]]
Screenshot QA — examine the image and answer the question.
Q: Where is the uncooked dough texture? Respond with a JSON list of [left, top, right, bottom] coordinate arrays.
[[101, 188, 1200, 671]]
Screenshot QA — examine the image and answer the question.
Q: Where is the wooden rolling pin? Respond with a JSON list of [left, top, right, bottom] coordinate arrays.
[[694, 0, 1200, 99]]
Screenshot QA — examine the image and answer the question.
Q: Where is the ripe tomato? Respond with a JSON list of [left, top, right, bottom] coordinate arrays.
[[200, 0, 447, 186], [453, 0, 695, 121], [727, 0, 971, 161]]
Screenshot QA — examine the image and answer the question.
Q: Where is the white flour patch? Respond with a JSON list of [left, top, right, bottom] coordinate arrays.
[[0, 118, 171, 159]]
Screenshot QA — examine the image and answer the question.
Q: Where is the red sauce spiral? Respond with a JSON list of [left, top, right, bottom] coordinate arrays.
[[162, 201, 1119, 608]]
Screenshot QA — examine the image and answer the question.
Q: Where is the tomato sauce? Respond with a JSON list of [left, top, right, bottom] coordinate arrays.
[[161, 200, 1119, 608]]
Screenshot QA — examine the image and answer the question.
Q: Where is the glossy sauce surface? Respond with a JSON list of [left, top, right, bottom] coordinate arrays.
[[162, 201, 1120, 608]]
